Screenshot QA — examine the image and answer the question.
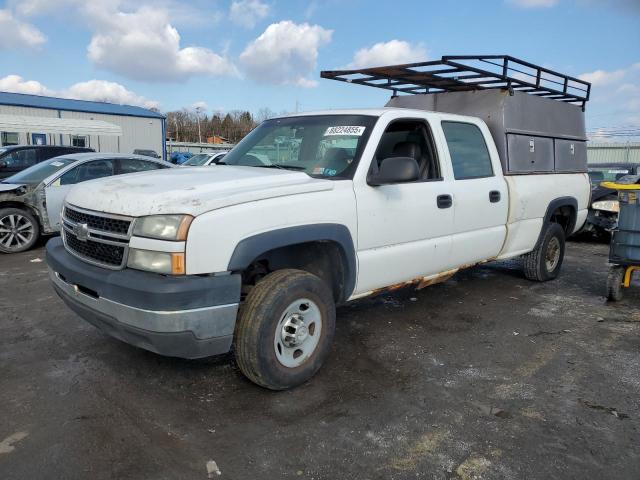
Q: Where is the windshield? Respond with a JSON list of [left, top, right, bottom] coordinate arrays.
[[182, 154, 211, 166], [2, 157, 75, 184], [222, 115, 377, 179], [588, 167, 631, 185]]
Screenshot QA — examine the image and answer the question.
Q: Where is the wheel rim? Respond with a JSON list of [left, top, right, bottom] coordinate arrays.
[[0, 213, 34, 251], [273, 298, 322, 368], [545, 236, 561, 271]]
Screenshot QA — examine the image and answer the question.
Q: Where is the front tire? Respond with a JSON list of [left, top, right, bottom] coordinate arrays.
[[523, 223, 566, 282], [0, 208, 40, 253], [234, 269, 336, 390]]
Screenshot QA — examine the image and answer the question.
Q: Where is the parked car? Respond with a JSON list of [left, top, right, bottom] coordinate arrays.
[[581, 163, 640, 238], [0, 153, 173, 253], [180, 151, 229, 166], [0, 145, 94, 179], [133, 149, 161, 159], [46, 56, 591, 390]]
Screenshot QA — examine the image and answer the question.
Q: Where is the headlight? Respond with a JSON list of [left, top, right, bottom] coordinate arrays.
[[591, 200, 619, 213], [127, 249, 186, 275], [133, 214, 193, 241]]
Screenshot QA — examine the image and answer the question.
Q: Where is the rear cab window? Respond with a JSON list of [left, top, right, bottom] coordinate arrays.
[[441, 121, 494, 180]]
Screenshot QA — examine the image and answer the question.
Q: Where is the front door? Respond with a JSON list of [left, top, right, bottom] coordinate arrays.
[[353, 118, 455, 295]]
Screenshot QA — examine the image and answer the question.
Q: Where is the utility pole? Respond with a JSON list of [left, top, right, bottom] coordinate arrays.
[[195, 106, 203, 144]]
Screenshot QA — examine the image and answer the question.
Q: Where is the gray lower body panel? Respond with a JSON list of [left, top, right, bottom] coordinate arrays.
[[46, 237, 241, 359], [53, 281, 234, 359]]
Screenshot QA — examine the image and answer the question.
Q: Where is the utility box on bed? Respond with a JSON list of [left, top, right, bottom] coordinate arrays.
[[321, 55, 591, 175], [385, 89, 587, 174]]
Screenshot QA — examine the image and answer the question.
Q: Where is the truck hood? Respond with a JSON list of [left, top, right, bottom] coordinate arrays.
[[65, 166, 335, 217]]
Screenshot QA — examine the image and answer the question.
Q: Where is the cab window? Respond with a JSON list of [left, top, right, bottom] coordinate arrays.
[[372, 119, 440, 181], [59, 159, 115, 185], [442, 122, 493, 180]]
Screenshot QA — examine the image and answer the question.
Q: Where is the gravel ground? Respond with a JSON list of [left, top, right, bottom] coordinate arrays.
[[1, 239, 639, 480]]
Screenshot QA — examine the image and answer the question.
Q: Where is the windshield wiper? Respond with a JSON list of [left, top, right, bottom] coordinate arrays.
[[259, 164, 307, 171]]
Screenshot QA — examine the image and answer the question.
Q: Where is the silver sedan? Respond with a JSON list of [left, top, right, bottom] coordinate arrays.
[[0, 153, 173, 253]]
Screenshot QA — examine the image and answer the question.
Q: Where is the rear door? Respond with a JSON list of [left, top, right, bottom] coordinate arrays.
[[45, 159, 116, 230], [439, 120, 508, 265]]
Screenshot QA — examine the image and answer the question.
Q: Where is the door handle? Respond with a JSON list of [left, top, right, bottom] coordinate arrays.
[[437, 194, 452, 209], [489, 190, 501, 203]]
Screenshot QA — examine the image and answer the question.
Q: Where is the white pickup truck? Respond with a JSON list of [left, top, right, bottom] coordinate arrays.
[[46, 56, 592, 389]]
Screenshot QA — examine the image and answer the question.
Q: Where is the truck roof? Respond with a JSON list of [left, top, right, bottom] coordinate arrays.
[[272, 107, 480, 122]]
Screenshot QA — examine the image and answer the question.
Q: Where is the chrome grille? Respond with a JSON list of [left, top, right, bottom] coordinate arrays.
[[62, 205, 133, 269], [64, 207, 131, 235], [65, 230, 125, 267]]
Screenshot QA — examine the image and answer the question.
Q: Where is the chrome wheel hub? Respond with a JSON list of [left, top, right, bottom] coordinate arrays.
[[0, 214, 34, 250], [545, 237, 561, 271], [274, 298, 322, 368]]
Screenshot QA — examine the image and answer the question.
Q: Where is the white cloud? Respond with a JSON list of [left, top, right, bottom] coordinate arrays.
[[0, 75, 52, 95], [579, 68, 626, 86], [348, 40, 427, 69], [582, 63, 640, 141], [229, 0, 269, 28], [191, 101, 209, 111], [62, 80, 159, 109], [0, 9, 46, 50], [240, 21, 332, 87], [85, 4, 237, 82], [0, 75, 159, 109], [10, 1, 236, 83], [506, 0, 558, 7]]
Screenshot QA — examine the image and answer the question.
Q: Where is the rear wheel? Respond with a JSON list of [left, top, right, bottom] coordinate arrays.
[[523, 223, 566, 282], [234, 269, 336, 390], [0, 208, 40, 253], [606, 265, 625, 302]]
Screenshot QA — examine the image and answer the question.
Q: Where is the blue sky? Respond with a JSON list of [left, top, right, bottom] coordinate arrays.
[[0, 0, 639, 140]]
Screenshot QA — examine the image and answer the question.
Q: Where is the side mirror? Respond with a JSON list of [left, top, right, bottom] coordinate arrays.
[[368, 156, 420, 186]]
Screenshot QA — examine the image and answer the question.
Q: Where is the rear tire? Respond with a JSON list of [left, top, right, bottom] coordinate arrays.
[[523, 223, 566, 282], [234, 269, 336, 390], [0, 207, 40, 253], [606, 266, 625, 302]]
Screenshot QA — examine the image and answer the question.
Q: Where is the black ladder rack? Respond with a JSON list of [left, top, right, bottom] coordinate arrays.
[[321, 55, 591, 109]]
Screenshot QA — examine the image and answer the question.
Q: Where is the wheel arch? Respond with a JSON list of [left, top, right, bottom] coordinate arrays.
[[227, 224, 357, 303], [0, 200, 41, 225], [533, 196, 578, 249]]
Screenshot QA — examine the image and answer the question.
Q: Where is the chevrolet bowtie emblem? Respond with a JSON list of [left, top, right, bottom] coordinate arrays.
[[73, 223, 89, 242]]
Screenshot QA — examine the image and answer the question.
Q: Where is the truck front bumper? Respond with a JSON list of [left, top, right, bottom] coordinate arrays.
[[46, 237, 241, 359]]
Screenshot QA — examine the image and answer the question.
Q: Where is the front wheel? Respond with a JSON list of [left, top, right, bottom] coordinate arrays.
[[523, 223, 566, 282], [234, 269, 336, 390], [0, 208, 40, 253]]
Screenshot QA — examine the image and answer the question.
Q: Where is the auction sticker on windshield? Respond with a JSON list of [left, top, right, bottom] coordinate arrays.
[[324, 126, 366, 136]]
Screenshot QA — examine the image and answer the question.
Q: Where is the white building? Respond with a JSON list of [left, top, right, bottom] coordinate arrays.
[[0, 92, 166, 159]]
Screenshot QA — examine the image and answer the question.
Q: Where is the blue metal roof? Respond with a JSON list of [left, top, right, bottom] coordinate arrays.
[[0, 91, 164, 119]]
